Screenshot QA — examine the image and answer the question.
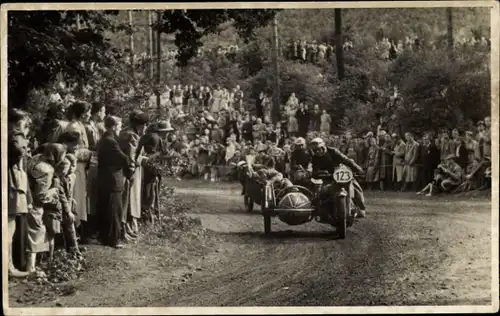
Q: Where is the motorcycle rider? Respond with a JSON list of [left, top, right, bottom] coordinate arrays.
[[290, 137, 312, 186], [309, 137, 367, 218]]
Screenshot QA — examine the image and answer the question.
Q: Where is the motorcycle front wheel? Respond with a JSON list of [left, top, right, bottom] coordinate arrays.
[[335, 197, 347, 239]]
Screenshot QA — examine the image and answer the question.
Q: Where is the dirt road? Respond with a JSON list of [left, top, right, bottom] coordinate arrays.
[[11, 182, 492, 308], [147, 184, 493, 307]]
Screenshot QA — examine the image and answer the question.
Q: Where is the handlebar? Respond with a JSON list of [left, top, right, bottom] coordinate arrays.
[[312, 171, 365, 180]]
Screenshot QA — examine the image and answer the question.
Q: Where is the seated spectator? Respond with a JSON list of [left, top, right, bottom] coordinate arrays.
[[417, 154, 464, 196]]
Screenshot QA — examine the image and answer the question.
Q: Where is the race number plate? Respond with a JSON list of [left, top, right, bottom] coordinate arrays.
[[333, 165, 353, 183]]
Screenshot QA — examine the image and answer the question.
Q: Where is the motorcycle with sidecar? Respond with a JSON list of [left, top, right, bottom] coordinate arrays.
[[242, 164, 360, 238]]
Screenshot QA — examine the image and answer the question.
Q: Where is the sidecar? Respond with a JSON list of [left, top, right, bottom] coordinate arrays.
[[242, 173, 316, 234]]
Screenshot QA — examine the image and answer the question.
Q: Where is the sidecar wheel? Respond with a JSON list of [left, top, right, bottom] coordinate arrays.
[[264, 211, 272, 235], [244, 196, 254, 212]]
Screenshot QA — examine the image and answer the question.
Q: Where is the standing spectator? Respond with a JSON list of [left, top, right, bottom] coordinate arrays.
[[364, 137, 380, 190], [8, 109, 32, 277], [191, 86, 202, 115], [482, 116, 491, 160], [300, 40, 307, 61], [173, 85, 183, 108], [296, 103, 310, 138], [420, 134, 440, 191], [26, 144, 64, 272], [450, 128, 461, 158], [318, 42, 327, 61], [233, 85, 244, 112], [203, 86, 212, 111], [220, 88, 230, 111], [97, 115, 130, 249], [255, 91, 265, 120], [211, 85, 223, 113], [326, 44, 334, 60], [119, 111, 149, 240], [310, 104, 321, 132], [198, 140, 210, 181], [401, 132, 419, 192], [285, 99, 299, 137], [262, 93, 272, 123], [64, 101, 93, 239], [37, 102, 69, 145], [465, 131, 481, 164], [85, 102, 106, 237], [378, 132, 393, 190], [320, 110, 331, 134], [286, 93, 299, 109], [241, 115, 254, 144], [440, 130, 453, 161]]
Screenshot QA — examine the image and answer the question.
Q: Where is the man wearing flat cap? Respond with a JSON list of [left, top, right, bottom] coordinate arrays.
[[138, 120, 174, 223], [119, 110, 149, 241]]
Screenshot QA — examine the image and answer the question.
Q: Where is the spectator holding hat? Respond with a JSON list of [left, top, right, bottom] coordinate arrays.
[[119, 110, 150, 241]]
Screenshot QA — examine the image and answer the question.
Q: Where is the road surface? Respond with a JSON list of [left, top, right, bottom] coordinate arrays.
[[147, 184, 492, 307]]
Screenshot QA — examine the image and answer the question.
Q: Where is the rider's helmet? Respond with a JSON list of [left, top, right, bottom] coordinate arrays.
[[310, 137, 327, 156], [294, 137, 306, 148]]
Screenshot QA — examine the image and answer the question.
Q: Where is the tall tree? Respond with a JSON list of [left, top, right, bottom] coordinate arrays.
[[7, 10, 121, 108], [271, 13, 281, 124], [157, 9, 280, 67]]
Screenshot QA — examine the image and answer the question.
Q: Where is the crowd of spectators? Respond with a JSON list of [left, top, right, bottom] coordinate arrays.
[[7, 72, 492, 279]]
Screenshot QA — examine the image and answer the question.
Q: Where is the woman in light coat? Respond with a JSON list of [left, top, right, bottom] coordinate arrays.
[[391, 134, 406, 191], [319, 110, 331, 134], [64, 101, 93, 239], [8, 109, 32, 277], [364, 137, 380, 190], [402, 132, 420, 191]]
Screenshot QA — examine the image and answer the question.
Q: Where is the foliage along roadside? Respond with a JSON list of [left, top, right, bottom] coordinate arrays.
[[9, 184, 209, 306]]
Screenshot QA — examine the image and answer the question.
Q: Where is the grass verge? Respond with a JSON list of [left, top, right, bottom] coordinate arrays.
[[8, 184, 217, 307]]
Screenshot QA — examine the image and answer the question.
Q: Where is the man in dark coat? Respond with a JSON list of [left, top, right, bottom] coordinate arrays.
[[296, 103, 310, 138], [420, 135, 440, 190], [241, 115, 254, 144], [255, 92, 265, 120], [97, 115, 131, 249], [138, 120, 174, 223]]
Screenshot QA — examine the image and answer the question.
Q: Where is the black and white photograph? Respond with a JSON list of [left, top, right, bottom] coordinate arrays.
[[2, 1, 498, 314]]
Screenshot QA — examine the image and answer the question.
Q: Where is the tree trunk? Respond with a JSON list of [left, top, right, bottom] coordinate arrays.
[[148, 11, 154, 80], [335, 9, 344, 81], [156, 11, 162, 111], [447, 8, 454, 60], [271, 13, 281, 124], [128, 10, 135, 82]]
